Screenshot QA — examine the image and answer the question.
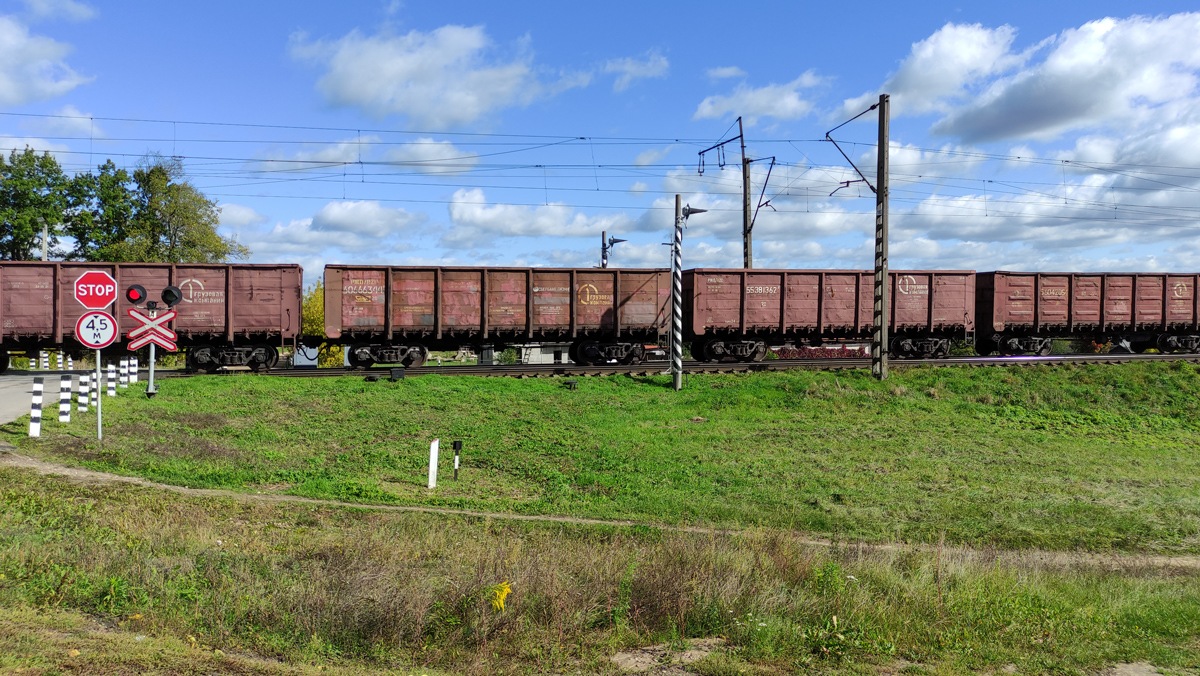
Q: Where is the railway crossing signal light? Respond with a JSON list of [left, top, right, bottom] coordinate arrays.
[[126, 284, 147, 304], [161, 285, 183, 307]]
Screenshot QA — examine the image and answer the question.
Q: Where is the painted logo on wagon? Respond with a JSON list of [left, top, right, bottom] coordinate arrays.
[[577, 283, 612, 305], [178, 278, 225, 304], [1174, 282, 1188, 298], [896, 275, 928, 295]]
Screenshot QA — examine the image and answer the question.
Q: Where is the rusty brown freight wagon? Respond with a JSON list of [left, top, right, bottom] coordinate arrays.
[[324, 266, 671, 366], [0, 262, 303, 373], [683, 269, 976, 360], [976, 271, 1200, 355]]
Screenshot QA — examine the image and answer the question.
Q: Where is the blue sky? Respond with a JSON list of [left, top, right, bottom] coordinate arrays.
[[3, 1, 1200, 286]]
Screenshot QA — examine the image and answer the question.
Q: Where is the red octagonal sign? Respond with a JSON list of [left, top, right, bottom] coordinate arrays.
[[74, 270, 118, 310]]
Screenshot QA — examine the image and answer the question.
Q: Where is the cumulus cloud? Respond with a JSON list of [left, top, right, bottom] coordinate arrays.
[[932, 13, 1200, 142], [311, 200, 426, 238], [386, 137, 479, 174], [218, 204, 268, 228], [843, 23, 1028, 117], [633, 146, 672, 166], [694, 71, 823, 124], [22, 0, 96, 22], [707, 66, 746, 80], [290, 25, 583, 128], [603, 50, 668, 91], [0, 16, 91, 105], [444, 188, 634, 247]]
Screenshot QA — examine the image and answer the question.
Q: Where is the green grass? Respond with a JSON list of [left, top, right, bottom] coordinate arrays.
[[3, 361, 1200, 673], [0, 468, 1198, 674], [6, 362, 1200, 553]]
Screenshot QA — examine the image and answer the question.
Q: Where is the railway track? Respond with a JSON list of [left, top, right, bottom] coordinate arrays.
[[9, 351, 1196, 382], [133, 350, 1200, 380]]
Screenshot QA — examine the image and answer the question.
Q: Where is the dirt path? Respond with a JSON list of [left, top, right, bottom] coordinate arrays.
[[3, 447, 1199, 574]]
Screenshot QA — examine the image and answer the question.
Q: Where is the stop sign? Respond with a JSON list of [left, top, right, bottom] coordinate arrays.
[[74, 270, 118, 310]]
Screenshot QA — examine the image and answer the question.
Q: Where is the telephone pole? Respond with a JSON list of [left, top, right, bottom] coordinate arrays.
[[739, 117, 752, 269], [872, 94, 890, 381]]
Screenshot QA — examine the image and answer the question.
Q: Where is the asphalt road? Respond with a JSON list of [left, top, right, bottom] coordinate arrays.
[[0, 371, 101, 425]]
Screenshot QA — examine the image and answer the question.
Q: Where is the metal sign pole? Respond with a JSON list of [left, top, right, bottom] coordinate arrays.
[[147, 306, 158, 397], [95, 349, 102, 441]]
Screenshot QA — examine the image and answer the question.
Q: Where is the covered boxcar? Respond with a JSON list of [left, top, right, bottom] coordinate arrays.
[[977, 271, 1200, 355], [324, 265, 670, 366], [0, 262, 303, 372], [684, 269, 976, 360]]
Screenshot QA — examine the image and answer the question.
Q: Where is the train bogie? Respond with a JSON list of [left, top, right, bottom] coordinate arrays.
[[977, 271, 1200, 354], [684, 269, 975, 360], [324, 265, 670, 366]]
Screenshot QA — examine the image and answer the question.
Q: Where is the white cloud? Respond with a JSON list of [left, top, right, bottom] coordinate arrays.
[[21, 0, 96, 22], [694, 72, 822, 124], [707, 66, 746, 80], [844, 22, 1027, 117], [633, 146, 672, 166], [603, 50, 668, 92], [932, 13, 1200, 142], [218, 203, 267, 228], [0, 16, 91, 105], [290, 25, 582, 128], [445, 188, 634, 247], [386, 137, 479, 174], [311, 200, 426, 238]]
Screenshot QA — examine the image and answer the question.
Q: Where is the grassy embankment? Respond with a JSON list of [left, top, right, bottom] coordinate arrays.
[[1, 362, 1199, 673]]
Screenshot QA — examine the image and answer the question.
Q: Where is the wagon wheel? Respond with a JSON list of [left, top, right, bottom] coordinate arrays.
[[621, 344, 645, 365], [347, 347, 374, 369], [689, 339, 709, 362], [187, 347, 220, 373], [740, 342, 768, 362], [1037, 341, 1053, 357], [248, 345, 276, 372], [402, 345, 428, 368], [568, 341, 580, 364], [576, 340, 603, 366]]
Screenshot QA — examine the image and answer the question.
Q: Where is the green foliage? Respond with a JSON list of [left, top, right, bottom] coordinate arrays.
[[300, 280, 344, 368], [0, 150, 248, 263], [0, 147, 68, 260]]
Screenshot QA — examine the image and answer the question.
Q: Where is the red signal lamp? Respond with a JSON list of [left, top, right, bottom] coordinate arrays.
[[126, 284, 147, 304]]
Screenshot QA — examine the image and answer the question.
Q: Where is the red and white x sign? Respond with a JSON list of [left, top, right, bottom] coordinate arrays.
[[127, 308, 178, 352]]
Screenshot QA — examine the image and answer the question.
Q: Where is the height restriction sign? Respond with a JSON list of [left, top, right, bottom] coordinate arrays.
[[75, 310, 118, 349]]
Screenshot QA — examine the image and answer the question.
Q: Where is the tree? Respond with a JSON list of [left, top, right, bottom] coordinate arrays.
[[63, 160, 137, 261], [301, 279, 343, 367], [0, 147, 68, 260], [128, 155, 250, 263]]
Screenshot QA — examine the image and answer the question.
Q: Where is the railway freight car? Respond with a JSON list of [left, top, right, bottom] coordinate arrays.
[[684, 268, 976, 360], [324, 265, 671, 367], [0, 261, 303, 373], [977, 271, 1200, 355]]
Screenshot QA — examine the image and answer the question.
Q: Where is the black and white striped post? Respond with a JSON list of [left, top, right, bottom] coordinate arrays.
[[107, 362, 116, 396], [28, 377, 43, 437], [58, 375, 71, 423], [39, 351, 48, 370], [56, 352, 63, 370], [78, 374, 90, 413], [119, 358, 129, 388], [67, 355, 73, 370], [671, 195, 706, 391]]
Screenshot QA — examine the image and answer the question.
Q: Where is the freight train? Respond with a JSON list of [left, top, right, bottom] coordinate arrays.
[[2, 261, 1198, 373]]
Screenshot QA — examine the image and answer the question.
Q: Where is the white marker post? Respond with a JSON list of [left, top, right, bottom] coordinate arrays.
[[428, 438, 440, 489]]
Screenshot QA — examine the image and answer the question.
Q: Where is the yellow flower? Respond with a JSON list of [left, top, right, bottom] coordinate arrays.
[[489, 581, 512, 612]]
